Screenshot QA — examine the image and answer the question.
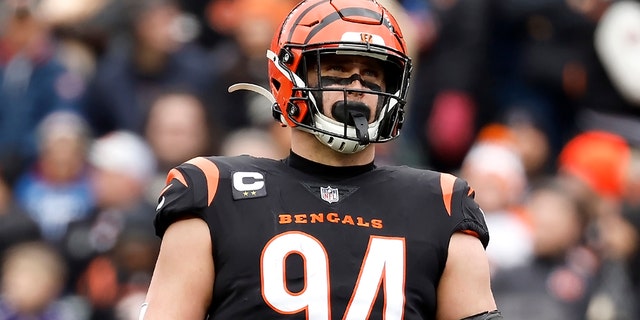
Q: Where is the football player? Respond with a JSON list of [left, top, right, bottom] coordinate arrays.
[[141, 0, 502, 319]]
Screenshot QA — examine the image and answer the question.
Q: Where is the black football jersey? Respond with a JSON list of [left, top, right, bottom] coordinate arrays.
[[154, 154, 489, 320]]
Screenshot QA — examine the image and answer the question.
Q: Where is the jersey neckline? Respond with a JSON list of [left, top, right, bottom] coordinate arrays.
[[283, 151, 375, 180]]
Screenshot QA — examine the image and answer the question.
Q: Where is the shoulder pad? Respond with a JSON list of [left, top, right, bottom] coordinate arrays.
[[442, 173, 490, 248], [153, 157, 221, 237]]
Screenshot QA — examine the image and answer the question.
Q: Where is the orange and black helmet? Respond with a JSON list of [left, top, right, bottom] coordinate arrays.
[[267, 0, 412, 153]]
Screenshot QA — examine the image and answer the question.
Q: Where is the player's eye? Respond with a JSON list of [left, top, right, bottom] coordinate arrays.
[[325, 65, 345, 73], [363, 69, 379, 78]]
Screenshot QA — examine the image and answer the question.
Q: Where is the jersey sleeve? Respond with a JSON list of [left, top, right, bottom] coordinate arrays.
[[451, 177, 490, 248], [153, 157, 220, 238]]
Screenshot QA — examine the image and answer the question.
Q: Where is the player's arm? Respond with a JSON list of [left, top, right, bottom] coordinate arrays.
[[436, 232, 501, 320], [141, 217, 214, 319]]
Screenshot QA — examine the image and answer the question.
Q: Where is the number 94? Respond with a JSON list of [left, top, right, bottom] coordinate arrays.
[[261, 231, 406, 319]]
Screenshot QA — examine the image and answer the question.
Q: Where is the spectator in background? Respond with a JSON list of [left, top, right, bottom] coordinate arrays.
[[36, 0, 113, 81], [396, 0, 438, 55], [459, 125, 533, 271], [81, 0, 213, 138], [176, 0, 226, 49], [582, 0, 640, 147], [0, 170, 41, 258], [376, 0, 420, 60], [144, 91, 217, 172], [492, 177, 599, 320], [484, 0, 636, 169], [400, 0, 493, 172], [202, 0, 298, 138], [557, 130, 630, 206], [0, 0, 84, 184], [593, 1, 640, 110], [144, 91, 217, 202], [61, 131, 159, 319], [13, 110, 95, 245], [0, 241, 75, 320], [557, 130, 639, 319], [501, 112, 553, 180], [620, 148, 640, 311]]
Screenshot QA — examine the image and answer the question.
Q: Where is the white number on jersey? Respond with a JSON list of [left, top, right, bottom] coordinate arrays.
[[261, 231, 406, 319]]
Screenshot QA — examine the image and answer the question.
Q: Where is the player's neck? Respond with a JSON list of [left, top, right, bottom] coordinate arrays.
[[290, 130, 375, 167]]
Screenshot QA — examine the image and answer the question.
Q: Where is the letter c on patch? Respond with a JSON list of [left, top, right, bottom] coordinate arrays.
[[233, 172, 265, 191]]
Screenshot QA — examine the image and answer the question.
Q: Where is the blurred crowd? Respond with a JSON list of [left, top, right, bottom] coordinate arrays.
[[0, 0, 638, 319]]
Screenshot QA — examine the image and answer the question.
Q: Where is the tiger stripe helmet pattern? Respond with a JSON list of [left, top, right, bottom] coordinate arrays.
[[267, 0, 412, 153]]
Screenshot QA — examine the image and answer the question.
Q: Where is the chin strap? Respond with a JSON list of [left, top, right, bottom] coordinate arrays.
[[461, 310, 503, 320], [228, 82, 287, 124], [228, 83, 276, 104]]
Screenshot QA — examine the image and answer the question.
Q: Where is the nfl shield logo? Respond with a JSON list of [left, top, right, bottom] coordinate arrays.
[[320, 186, 339, 203]]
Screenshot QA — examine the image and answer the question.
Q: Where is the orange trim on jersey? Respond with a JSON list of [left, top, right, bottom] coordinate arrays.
[[467, 186, 475, 197], [440, 173, 456, 216], [166, 168, 188, 187], [461, 230, 480, 238], [159, 183, 173, 196], [186, 157, 220, 206]]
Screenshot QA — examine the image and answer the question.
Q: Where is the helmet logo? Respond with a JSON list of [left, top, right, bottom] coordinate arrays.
[[360, 33, 374, 43], [341, 32, 385, 46]]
